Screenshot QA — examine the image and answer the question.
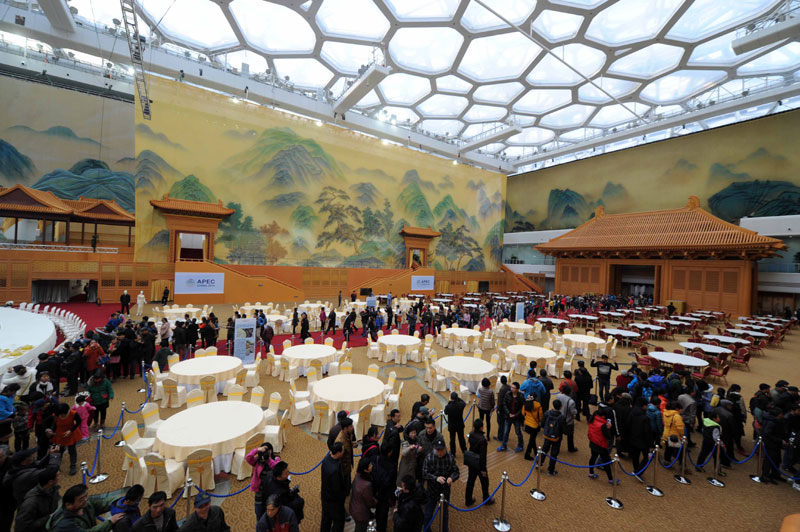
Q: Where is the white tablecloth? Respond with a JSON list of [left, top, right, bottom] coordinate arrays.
[[702, 334, 749, 345], [630, 323, 664, 331], [155, 402, 266, 464], [378, 335, 421, 361], [568, 314, 599, 321], [537, 318, 568, 325], [0, 308, 57, 372], [506, 345, 557, 365], [601, 328, 641, 338], [161, 307, 201, 318], [649, 352, 708, 367], [675, 316, 701, 322], [679, 342, 731, 354], [311, 374, 386, 413], [598, 311, 624, 317], [445, 329, 482, 339], [738, 324, 773, 331], [169, 356, 242, 393], [726, 329, 768, 338], [238, 304, 274, 315], [563, 333, 605, 355], [433, 356, 496, 393], [282, 344, 337, 375], [298, 303, 324, 314], [655, 320, 689, 326], [497, 322, 533, 333]]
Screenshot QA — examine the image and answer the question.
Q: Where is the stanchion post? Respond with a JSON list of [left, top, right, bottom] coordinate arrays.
[[137, 361, 147, 393], [185, 478, 193, 517], [438, 493, 445, 532], [80, 461, 88, 485], [605, 454, 623, 509], [529, 447, 546, 501], [492, 471, 510, 531], [471, 400, 477, 424], [439, 411, 444, 433], [89, 434, 109, 484], [114, 405, 126, 447], [750, 437, 763, 483], [707, 440, 725, 487], [645, 445, 663, 497], [674, 436, 691, 485]]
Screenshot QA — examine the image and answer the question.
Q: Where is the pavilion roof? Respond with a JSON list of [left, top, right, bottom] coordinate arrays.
[[149, 195, 235, 218], [0, 185, 133, 224], [536, 196, 786, 259], [399, 225, 442, 238]]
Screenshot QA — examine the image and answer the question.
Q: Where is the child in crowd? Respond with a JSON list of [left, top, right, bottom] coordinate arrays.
[[73, 393, 96, 440], [33, 371, 54, 397], [13, 402, 29, 451]]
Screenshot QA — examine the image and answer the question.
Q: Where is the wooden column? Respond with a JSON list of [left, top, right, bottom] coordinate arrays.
[[65, 220, 70, 246], [81, 222, 85, 245], [13, 217, 18, 244], [127, 225, 132, 247]]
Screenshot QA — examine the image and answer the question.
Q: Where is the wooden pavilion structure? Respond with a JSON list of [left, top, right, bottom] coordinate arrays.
[[149, 194, 235, 262], [535, 196, 786, 315], [399, 225, 441, 268]]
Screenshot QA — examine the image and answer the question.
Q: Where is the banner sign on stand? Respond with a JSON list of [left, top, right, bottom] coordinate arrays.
[[233, 318, 257, 364], [411, 275, 435, 291], [515, 302, 525, 322], [174, 273, 225, 294]]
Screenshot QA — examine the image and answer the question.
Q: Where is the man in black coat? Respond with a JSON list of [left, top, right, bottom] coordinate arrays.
[[393, 475, 425, 532], [262, 461, 304, 522], [444, 392, 467, 456], [320, 443, 347, 532], [382, 409, 404, 466], [132, 490, 178, 532], [120, 290, 131, 315], [14, 467, 60, 532], [627, 397, 653, 480], [342, 311, 356, 342], [574, 361, 593, 421]]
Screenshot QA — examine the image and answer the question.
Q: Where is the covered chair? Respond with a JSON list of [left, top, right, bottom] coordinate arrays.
[[448, 377, 469, 397], [143, 453, 185, 498], [280, 358, 299, 382], [367, 364, 380, 380], [349, 404, 373, 441], [311, 401, 333, 434], [340, 361, 353, 374], [160, 378, 187, 409], [122, 444, 145, 487], [184, 448, 215, 496], [265, 392, 281, 425], [227, 384, 245, 401], [141, 403, 165, 438], [147, 371, 162, 402], [263, 410, 289, 452], [199, 376, 217, 403], [250, 385, 265, 407], [223, 369, 247, 396], [290, 380, 310, 402], [244, 357, 261, 388], [370, 398, 389, 427], [231, 433, 264, 481], [289, 389, 312, 426], [185, 389, 205, 409], [427, 363, 447, 392]]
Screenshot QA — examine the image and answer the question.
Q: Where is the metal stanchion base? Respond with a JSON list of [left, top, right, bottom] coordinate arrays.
[[493, 519, 511, 531], [605, 497, 623, 509], [645, 485, 664, 497], [137, 388, 146, 393], [749, 475, 763, 483], [529, 489, 546, 501], [114, 440, 125, 447], [706, 477, 725, 488], [673, 474, 691, 485], [89, 473, 108, 484]]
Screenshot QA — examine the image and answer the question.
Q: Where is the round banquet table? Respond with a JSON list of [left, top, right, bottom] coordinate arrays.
[[679, 342, 732, 355], [238, 304, 273, 315], [562, 333, 606, 356], [506, 345, 557, 365], [738, 324, 773, 331], [378, 334, 421, 361], [702, 334, 750, 345], [630, 323, 664, 331], [169, 356, 242, 393], [598, 311, 624, 318], [155, 401, 266, 471], [161, 307, 201, 318], [497, 322, 533, 335], [433, 356, 496, 393], [432, 298, 452, 303], [568, 314, 599, 321], [601, 328, 641, 338], [444, 328, 482, 346], [726, 329, 768, 338], [649, 352, 708, 367], [282, 344, 337, 375], [655, 319, 689, 326], [298, 303, 324, 314], [537, 318, 568, 325], [0, 308, 57, 372], [675, 316, 700, 322], [621, 309, 642, 314], [311, 374, 386, 413]]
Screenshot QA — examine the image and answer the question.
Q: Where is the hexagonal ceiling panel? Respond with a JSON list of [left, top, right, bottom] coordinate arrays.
[[118, 0, 800, 169]]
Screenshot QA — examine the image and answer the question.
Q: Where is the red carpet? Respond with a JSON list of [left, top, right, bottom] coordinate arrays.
[[56, 302, 121, 331]]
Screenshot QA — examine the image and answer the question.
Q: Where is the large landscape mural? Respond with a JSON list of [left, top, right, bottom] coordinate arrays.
[[135, 77, 506, 270], [0, 76, 134, 213], [507, 109, 800, 231]]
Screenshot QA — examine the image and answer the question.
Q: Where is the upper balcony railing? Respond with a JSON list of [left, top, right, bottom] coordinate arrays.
[[0, 242, 118, 253]]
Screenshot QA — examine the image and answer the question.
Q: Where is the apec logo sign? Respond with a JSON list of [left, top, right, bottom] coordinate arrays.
[[175, 273, 225, 294], [411, 275, 434, 290]]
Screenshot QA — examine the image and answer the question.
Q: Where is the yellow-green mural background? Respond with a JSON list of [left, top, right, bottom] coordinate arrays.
[[506, 109, 800, 232], [0, 76, 134, 211], [135, 77, 506, 270]]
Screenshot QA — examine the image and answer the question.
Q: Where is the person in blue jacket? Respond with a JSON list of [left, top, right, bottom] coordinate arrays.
[[109, 484, 144, 531], [520, 370, 546, 403]]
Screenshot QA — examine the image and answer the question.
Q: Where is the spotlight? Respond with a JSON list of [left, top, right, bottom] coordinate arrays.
[[452, 159, 458, 165]]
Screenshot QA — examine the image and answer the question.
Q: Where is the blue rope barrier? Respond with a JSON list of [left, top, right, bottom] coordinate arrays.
[[544, 454, 614, 469], [170, 487, 185, 508], [88, 437, 101, 476], [101, 410, 125, 440], [290, 455, 327, 476], [659, 445, 683, 469], [196, 483, 252, 498], [687, 444, 718, 468], [507, 454, 538, 487], [123, 372, 152, 414], [423, 502, 439, 532], [764, 449, 800, 481], [448, 478, 503, 512], [720, 441, 759, 465], [617, 451, 655, 477], [463, 403, 474, 423]]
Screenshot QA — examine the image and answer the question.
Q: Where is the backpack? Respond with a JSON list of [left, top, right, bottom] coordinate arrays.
[[541, 410, 561, 441]]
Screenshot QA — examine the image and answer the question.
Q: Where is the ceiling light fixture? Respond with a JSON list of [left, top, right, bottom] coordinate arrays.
[[333, 64, 390, 116]]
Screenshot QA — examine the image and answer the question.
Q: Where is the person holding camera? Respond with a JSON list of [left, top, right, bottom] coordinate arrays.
[[246, 443, 280, 520], [261, 461, 305, 524]]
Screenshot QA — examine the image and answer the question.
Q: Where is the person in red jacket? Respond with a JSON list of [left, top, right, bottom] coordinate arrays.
[[48, 403, 82, 475], [587, 406, 617, 485], [82, 341, 105, 377]]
